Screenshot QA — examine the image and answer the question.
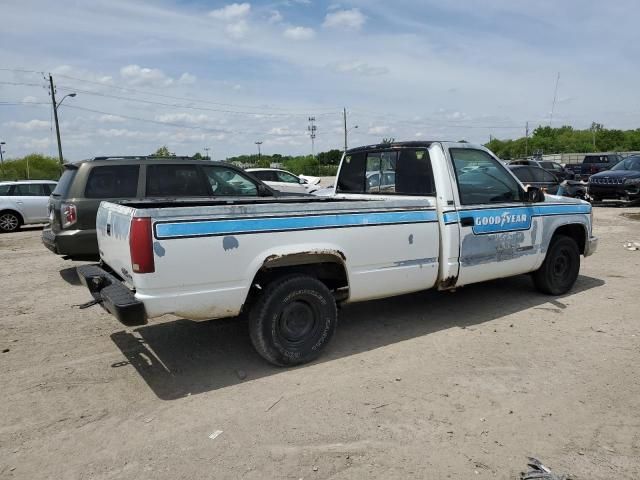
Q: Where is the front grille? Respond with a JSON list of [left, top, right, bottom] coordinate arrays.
[[590, 177, 624, 185]]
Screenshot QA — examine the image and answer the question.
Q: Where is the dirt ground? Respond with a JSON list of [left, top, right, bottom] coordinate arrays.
[[1, 207, 639, 480]]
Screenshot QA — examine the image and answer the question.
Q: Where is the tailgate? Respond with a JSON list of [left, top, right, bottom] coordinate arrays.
[[96, 201, 136, 285]]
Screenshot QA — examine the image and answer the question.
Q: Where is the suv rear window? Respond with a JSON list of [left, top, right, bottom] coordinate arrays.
[[52, 169, 77, 197], [146, 164, 209, 197], [85, 165, 139, 198]]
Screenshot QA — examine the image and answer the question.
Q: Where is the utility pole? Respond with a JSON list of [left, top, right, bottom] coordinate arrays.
[[307, 117, 317, 158], [0, 141, 5, 177], [343, 108, 348, 151], [49, 74, 64, 167], [525, 121, 529, 158], [549, 72, 560, 127], [204, 147, 210, 160], [591, 123, 596, 150], [255, 141, 263, 161]]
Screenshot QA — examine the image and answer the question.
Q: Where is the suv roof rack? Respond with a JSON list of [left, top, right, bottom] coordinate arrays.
[[90, 155, 202, 161]]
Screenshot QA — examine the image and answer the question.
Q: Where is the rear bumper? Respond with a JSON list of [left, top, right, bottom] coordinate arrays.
[[77, 264, 147, 327], [42, 227, 98, 256], [585, 236, 598, 257]]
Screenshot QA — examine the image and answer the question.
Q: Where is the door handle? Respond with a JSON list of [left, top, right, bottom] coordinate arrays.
[[460, 217, 474, 227], [16, 201, 23, 204]]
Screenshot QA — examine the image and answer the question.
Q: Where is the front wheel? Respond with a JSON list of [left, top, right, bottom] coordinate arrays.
[[533, 235, 580, 295], [249, 275, 337, 366], [0, 212, 21, 233]]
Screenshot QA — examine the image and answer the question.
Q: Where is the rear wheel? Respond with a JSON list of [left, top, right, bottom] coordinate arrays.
[[533, 235, 580, 295], [249, 275, 337, 366], [0, 212, 21, 233]]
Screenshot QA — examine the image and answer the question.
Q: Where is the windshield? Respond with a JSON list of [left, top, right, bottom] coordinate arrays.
[[612, 157, 640, 171]]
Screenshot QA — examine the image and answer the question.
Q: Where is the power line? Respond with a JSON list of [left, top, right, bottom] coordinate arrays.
[[55, 84, 338, 117], [54, 73, 340, 113]]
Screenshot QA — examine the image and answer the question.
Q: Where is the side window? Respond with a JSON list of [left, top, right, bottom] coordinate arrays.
[[510, 167, 533, 183], [251, 171, 275, 182], [337, 148, 435, 195], [13, 184, 46, 196], [202, 166, 258, 196], [275, 171, 300, 183], [146, 164, 208, 197], [85, 165, 139, 199], [539, 170, 557, 182], [451, 149, 523, 205], [0, 185, 11, 195]]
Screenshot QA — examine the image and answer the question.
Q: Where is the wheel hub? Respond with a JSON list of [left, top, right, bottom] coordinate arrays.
[[0, 214, 18, 231], [280, 301, 315, 342]]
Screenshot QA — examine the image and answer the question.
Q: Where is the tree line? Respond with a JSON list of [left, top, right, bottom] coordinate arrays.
[[3, 126, 640, 181], [486, 124, 640, 160]]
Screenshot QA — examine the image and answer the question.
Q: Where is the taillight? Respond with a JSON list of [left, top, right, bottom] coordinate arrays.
[[129, 217, 155, 274], [61, 203, 77, 228]]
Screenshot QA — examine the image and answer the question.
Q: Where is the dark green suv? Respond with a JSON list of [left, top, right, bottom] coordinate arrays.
[[42, 156, 275, 258]]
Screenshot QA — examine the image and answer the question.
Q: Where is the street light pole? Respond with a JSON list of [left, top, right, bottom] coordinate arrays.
[[49, 74, 76, 169], [255, 141, 263, 161]]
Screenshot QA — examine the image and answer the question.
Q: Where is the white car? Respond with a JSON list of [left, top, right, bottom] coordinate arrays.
[[0, 180, 57, 233], [246, 168, 320, 194]]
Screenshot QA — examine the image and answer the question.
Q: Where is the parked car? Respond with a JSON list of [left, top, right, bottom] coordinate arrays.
[[246, 168, 319, 194], [0, 180, 58, 233], [588, 155, 640, 203], [77, 141, 596, 366], [42, 156, 277, 257], [565, 153, 624, 180], [508, 165, 561, 194], [508, 159, 575, 181]]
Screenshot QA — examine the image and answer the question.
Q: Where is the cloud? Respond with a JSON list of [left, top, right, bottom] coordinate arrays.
[[329, 60, 389, 76], [21, 96, 39, 104], [178, 72, 197, 85], [283, 26, 315, 40], [98, 114, 126, 123], [5, 119, 50, 131], [120, 65, 175, 87], [367, 125, 392, 135], [268, 10, 283, 23], [226, 20, 249, 38], [155, 113, 209, 125], [22, 137, 51, 150], [323, 8, 366, 30], [208, 3, 251, 21]]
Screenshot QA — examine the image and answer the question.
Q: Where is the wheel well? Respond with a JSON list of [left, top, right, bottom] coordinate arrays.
[[248, 253, 349, 307], [0, 209, 24, 225], [553, 224, 586, 254]]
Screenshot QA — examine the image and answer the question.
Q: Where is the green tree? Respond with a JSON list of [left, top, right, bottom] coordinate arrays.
[[152, 146, 171, 156]]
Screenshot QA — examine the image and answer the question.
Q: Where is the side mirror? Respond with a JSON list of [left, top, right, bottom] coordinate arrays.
[[525, 186, 545, 203], [300, 178, 308, 184]]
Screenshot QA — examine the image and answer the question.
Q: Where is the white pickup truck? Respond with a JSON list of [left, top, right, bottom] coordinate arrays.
[[77, 141, 597, 366]]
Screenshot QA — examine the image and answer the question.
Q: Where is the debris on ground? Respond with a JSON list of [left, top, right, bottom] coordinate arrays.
[[520, 457, 571, 480], [208, 430, 223, 440], [624, 241, 640, 251]]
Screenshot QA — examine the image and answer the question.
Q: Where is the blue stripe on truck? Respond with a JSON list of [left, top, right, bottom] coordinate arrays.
[[154, 209, 438, 239]]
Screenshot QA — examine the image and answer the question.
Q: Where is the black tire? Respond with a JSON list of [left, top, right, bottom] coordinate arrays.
[[0, 211, 21, 233], [533, 235, 580, 295], [249, 275, 337, 366]]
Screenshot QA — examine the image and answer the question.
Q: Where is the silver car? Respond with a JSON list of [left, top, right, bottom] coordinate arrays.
[[0, 180, 57, 232]]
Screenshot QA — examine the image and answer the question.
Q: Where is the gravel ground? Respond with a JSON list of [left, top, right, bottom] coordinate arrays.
[[1, 207, 639, 479]]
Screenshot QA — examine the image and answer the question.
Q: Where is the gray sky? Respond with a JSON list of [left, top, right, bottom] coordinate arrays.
[[1, 0, 638, 160]]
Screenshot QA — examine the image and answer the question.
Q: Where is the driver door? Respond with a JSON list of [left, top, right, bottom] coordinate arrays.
[[449, 148, 538, 287]]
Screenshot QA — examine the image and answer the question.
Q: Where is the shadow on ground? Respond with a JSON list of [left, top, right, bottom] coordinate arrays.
[[110, 274, 604, 400]]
